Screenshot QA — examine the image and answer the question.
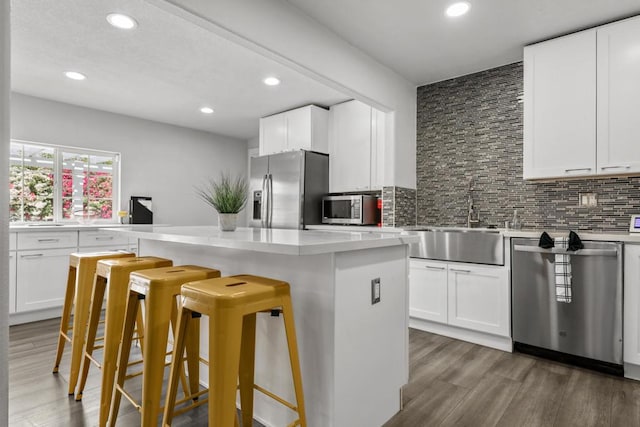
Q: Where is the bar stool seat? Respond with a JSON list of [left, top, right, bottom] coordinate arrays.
[[74, 256, 173, 426], [109, 265, 221, 427], [52, 251, 135, 395], [163, 274, 307, 427]]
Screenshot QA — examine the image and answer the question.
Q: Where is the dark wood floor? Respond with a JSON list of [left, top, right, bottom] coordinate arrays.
[[385, 328, 640, 427], [10, 320, 640, 426], [8, 318, 262, 426]]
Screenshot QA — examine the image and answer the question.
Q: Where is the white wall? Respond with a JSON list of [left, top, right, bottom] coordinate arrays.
[[0, 2, 10, 424], [11, 93, 248, 226], [149, 0, 417, 189]]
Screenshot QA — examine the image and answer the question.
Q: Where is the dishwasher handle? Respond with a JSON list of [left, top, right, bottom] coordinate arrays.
[[513, 245, 618, 257]]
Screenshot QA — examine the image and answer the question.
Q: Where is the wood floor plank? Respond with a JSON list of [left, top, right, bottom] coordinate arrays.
[[385, 379, 469, 427], [611, 378, 640, 427], [496, 360, 570, 427], [552, 369, 615, 427], [439, 373, 521, 427], [403, 338, 475, 405], [437, 345, 504, 388], [489, 351, 537, 382]]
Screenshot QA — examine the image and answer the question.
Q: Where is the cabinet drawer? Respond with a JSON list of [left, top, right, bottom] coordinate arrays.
[[79, 230, 129, 248], [9, 233, 16, 251], [17, 231, 78, 250]]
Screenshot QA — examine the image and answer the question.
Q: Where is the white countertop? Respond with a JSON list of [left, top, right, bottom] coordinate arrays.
[[102, 225, 419, 255], [10, 223, 131, 232]]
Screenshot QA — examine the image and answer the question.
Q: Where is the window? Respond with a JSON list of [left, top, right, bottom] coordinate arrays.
[[9, 140, 120, 223]]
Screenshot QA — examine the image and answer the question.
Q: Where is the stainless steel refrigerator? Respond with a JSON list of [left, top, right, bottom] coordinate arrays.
[[249, 150, 328, 229]]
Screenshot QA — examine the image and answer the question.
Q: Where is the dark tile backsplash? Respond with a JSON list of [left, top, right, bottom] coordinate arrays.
[[382, 186, 417, 227], [415, 62, 640, 232]]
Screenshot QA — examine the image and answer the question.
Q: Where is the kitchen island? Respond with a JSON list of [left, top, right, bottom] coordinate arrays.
[[103, 225, 417, 427]]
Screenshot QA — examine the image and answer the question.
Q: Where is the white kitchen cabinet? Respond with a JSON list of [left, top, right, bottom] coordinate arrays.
[[329, 100, 385, 192], [624, 244, 640, 369], [78, 230, 130, 248], [9, 251, 16, 314], [16, 248, 71, 312], [447, 263, 510, 337], [409, 259, 447, 323], [259, 105, 329, 156], [597, 16, 640, 175], [17, 230, 78, 250], [523, 30, 597, 180], [524, 16, 640, 180]]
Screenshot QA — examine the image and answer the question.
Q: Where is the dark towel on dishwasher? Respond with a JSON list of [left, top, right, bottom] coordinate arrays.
[[538, 231, 555, 249], [568, 230, 584, 251]]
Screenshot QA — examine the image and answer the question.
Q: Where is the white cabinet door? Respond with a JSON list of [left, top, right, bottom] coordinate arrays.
[[286, 106, 312, 151], [409, 259, 447, 323], [523, 30, 597, 179], [9, 252, 16, 314], [16, 248, 71, 312], [329, 100, 372, 193], [447, 264, 510, 337], [624, 244, 640, 364], [597, 16, 640, 175], [370, 108, 386, 190], [259, 113, 287, 156]]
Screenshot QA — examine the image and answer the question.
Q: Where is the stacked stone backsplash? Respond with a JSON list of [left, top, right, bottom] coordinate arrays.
[[415, 61, 640, 232], [382, 186, 417, 227]]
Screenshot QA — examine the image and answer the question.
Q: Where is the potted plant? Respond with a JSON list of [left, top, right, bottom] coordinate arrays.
[[195, 173, 248, 231]]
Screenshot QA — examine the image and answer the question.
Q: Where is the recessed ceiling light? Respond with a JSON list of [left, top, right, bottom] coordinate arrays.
[[263, 77, 280, 86], [64, 71, 86, 81], [106, 13, 138, 30], [200, 107, 214, 114], [446, 2, 471, 17]]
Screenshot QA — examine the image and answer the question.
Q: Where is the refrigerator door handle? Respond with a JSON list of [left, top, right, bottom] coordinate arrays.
[[261, 174, 268, 228], [268, 174, 273, 228]]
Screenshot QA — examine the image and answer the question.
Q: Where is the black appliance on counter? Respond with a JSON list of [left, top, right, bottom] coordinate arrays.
[[129, 196, 153, 224]]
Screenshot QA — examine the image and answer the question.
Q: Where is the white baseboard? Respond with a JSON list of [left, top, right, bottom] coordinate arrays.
[[624, 363, 640, 381], [10, 307, 61, 325], [409, 317, 513, 352]]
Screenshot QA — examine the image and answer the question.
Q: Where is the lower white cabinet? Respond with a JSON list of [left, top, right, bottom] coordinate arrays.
[[9, 251, 16, 314], [624, 244, 640, 366], [409, 259, 447, 323], [409, 259, 510, 338], [447, 264, 510, 337], [16, 248, 71, 312]]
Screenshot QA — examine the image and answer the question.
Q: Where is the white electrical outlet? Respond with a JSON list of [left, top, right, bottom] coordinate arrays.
[[579, 193, 597, 207]]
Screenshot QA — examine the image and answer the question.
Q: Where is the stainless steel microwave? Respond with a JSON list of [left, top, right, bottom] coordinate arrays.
[[322, 195, 378, 225]]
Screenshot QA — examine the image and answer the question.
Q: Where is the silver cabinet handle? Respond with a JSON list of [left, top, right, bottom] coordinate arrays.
[[268, 174, 273, 228], [37, 238, 59, 243], [95, 236, 114, 241], [21, 254, 44, 259], [261, 174, 267, 228], [513, 245, 618, 257], [564, 168, 592, 173], [449, 268, 471, 273], [425, 265, 446, 271], [601, 165, 631, 170]]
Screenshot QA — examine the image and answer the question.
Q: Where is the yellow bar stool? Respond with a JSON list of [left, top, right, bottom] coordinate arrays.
[[109, 265, 221, 427], [52, 251, 135, 395], [74, 256, 173, 426], [163, 275, 307, 427]]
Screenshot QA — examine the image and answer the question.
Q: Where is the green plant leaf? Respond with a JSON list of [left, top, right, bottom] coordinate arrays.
[[194, 172, 248, 214]]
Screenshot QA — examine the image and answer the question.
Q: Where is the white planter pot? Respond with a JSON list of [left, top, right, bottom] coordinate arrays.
[[218, 213, 238, 231]]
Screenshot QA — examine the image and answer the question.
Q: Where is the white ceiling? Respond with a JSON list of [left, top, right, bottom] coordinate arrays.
[[10, 0, 349, 140], [286, 0, 640, 85], [12, 1, 640, 140]]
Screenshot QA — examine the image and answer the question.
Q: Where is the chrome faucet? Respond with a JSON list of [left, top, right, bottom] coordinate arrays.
[[467, 179, 480, 228]]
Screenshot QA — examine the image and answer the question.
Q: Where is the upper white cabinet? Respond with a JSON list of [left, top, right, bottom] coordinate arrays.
[[523, 30, 597, 179], [524, 16, 640, 180], [597, 17, 640, 174], [329, 100, 385, 193], [259, 105, 329, 156]]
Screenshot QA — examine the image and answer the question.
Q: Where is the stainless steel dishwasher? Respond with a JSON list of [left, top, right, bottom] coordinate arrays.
[[511, 238, 623, 375]]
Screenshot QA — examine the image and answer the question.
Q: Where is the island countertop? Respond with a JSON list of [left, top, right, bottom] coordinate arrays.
[[101, 225, 418, 256]]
